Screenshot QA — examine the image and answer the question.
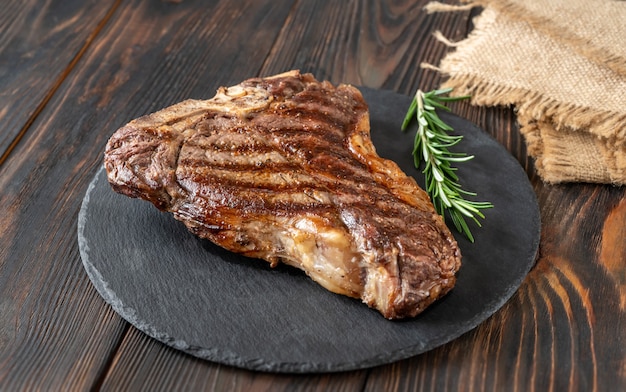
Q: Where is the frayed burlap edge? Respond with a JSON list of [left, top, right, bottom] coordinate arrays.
[[438, 63, 626, 185], [426, 6, 626, 141], [459, 0, 626, 77], [518, 113, 626, 185], [423, 1, 626, 184], [438, 65, 626, 142]]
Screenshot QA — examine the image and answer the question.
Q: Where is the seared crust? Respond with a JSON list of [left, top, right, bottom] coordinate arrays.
[[104, 70, 461, 319]]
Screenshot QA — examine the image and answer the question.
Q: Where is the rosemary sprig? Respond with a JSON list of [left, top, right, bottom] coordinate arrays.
[[401, 88, 493, 242]]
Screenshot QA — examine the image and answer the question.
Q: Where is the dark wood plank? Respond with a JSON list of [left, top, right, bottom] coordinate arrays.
[[99, 327, 366, 392], [0, 0, 294, 389], [259, 0, 471, 95], [0, 2, 128, 390], [0, 0, 119, 165]]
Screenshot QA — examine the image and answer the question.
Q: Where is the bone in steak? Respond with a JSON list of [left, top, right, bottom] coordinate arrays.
[[104, 70, 461, 319]]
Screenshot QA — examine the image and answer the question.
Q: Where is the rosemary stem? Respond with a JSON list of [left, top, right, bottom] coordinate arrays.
[[402, 88, 493, 242]]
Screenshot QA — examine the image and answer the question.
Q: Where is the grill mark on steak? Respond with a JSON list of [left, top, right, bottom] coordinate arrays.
[[104, 70, 461, 319], [179, 157, 300, 174]]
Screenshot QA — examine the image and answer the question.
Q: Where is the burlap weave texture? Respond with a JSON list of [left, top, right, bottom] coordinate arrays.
[[428, 0, 626, 184]]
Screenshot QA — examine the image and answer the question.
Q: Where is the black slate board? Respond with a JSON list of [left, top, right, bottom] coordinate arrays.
[[78, 88, 540, 373]]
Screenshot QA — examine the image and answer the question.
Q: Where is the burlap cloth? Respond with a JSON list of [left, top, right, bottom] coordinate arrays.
[[425, 0, 626, 184]]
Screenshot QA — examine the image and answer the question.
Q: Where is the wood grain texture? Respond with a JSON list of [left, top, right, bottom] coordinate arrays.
[[0, 0, 624, 390], [0, 0, 294, 389], [0, 0, 119, 165], [100, 327, 367, 392], [259, 0, 471, 94]]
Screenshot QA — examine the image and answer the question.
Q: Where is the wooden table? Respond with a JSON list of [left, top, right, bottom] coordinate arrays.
[[1, 0, 624, 390]]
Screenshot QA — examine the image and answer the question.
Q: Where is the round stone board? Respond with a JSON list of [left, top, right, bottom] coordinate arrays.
[[78, 87, 541, 373]]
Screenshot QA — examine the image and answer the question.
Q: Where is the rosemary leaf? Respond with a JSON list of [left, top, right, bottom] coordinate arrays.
[[401, 89, 493, 242]]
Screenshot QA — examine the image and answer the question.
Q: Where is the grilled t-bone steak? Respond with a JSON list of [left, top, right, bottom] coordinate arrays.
[[104, 70, 461, 319]]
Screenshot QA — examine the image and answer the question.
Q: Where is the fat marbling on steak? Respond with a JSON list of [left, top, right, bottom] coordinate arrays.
[[104, 70, 461, 319]]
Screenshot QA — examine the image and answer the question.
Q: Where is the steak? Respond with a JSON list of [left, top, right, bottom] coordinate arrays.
[[104, 70, 461, 319]]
